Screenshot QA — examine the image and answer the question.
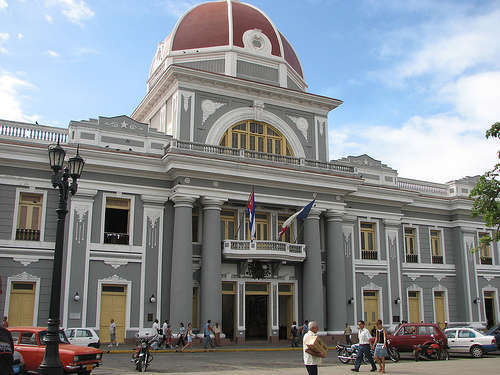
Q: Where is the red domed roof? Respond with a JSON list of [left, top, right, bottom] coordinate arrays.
[[169, 0, 304, 79]]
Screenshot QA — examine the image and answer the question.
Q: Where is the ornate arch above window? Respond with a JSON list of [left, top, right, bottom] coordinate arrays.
[[219, 121, 293, 156]]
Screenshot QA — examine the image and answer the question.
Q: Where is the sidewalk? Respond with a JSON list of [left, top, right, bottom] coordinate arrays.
[[104, 343, 307, 354], [115, 357, 499, 375]]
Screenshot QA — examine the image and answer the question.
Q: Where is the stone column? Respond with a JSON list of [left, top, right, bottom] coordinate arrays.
[[384, 219, 402, 326], [169, 195, 196, 328], [302, 208, 325, 330], [326, 210, 346, 332], [200, 197, 225, 326]]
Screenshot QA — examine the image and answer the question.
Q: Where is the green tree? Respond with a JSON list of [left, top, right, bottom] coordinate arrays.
[[470, 122, 500, 251]]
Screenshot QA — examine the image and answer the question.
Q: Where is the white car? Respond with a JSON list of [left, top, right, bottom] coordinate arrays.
[[444, 327, 496, 358], [65, 327, 101, 348]]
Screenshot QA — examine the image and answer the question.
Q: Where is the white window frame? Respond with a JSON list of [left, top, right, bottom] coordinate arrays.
[[357, 218, 381, 261], [11, 188, 48, 241], [403, 224, 420, 264], [432, 285, 450, 325], [100, 193, 135, 246], [481, 285, 500, 326], [361, 282, 384, 324], [3, 272, 41, 326], [95, 276, 132, 332], [406, 284, 425, 323], [429, 227, 446, 264], [476, 230, 494, 265]]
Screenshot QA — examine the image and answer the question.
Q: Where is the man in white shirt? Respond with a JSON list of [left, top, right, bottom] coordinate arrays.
[[303, 321, 325, 375], [352, 320, 377, 372]]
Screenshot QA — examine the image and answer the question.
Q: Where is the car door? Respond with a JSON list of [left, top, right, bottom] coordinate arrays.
[[445, 329, 458, 352], [417, 326, 434, 346], [456, 329, 475, 352], [76, 329, 94, 346], [18, 332, 44, 372]]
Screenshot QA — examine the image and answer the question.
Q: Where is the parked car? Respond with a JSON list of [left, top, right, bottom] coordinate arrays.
[[65, 328, 100, 348], [387, 323, 447, 352], [8, 327, 103, 374], [484, 324, 500, 350], [445, 327, 496, 358]]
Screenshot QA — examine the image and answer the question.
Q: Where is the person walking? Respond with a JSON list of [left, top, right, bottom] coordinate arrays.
[[352, 320, 377, 373], [151, 319, 160, 350], [203, 319, 215, 349], [109, 319, 118, 347], [291, 321, 299, 347], [182, 323, 194, 352], [165, 324, 173, 349], [303, 321, 325, 375], [344, 323, 352, 345], [1, 317, 8, 328], [176, 322, 186, 349], [373, 320, 387, 373], [213, 322, 221, 346]]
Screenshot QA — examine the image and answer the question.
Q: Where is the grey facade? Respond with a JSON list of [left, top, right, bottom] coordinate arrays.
[[1, 0, 500, 343]]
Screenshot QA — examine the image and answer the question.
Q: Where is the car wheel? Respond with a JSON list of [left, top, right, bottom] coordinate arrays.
[[470, 345, 483, 358]]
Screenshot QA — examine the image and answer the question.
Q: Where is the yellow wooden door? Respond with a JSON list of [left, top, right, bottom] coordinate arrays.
[[8, 282, 35, 326], [409, 291, 421, 323], [100, 285, 127, 343], [434, 291, 446, 329], [363, 291, 379, 328]]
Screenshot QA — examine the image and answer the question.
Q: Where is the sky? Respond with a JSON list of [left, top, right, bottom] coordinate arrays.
[[1, 0, 499, 183]]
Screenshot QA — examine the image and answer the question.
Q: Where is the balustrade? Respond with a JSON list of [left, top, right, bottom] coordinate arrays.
[[361, 250, 378, 260], [0, 122, 68, 143], [405, 254, 419, 263], [104, 232, 130, 245], [480, 257, 493, 265], [222, 239, 306, 261], [16, 228, 40, 241], [432, 255, 444, 264]]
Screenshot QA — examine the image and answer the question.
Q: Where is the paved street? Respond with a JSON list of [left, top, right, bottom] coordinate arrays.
[[93, 350, 500, 374]]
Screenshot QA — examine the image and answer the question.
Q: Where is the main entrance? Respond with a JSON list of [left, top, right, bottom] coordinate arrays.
[[363, 290, 379, 328], [245, 283, 269, 339], [99, 284, 127, 343], [8, 282, 36, 326]]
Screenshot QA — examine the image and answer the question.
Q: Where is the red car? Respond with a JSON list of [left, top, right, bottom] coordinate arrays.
[[8, 327, 103, 374], [387, 323, 447, 352]]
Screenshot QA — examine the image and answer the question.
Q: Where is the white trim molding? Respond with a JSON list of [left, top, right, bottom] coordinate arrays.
[[100, 192, 136, 246], [406, 283, 425, 323], [432, 284, 450, 325], [402, 224, 421, 264], [429, 227, 446, 264], [361, 281, 384, 324], [11, 187, 48, 242], [3, 272, 41, 326], [481, 285, 500, 326]]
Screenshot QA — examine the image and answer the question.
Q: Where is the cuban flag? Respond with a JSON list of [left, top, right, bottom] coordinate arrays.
[[279, 199, 315, 238], [247, 190, 256, 241]]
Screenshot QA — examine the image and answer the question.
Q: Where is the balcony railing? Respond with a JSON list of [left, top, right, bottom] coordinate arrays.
[[361, 250, 378, 260], [406, 254, 418, 263], [104, 232, 130, 245], [16, 228, 40, 241], [480, 257, 493, 265], [0, 121, 68, 143], [432, 255, 443, 264], [168, 139, 355, 175], [222, 240, 306, 262], [396, 178, 448, 196]]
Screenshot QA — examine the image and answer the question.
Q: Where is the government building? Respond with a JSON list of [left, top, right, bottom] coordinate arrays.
[[0, 0, 499, 343]]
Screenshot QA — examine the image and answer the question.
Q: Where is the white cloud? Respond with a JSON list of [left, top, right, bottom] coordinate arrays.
[[0, 0, 7, 10], [0, 32, 9, 54], [47, 49, 59, 57], [17, 33, 23, 40], [45, 14, 53, 23], [45, 0, 94, 25], [161, 0, 198, 18], [0, 71, 39, 122]]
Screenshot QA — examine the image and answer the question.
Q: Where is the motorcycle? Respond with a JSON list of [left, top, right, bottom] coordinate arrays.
[[336, 342, 400, 364], [133, 334, 158, 372], [413, 335, 449, 361]]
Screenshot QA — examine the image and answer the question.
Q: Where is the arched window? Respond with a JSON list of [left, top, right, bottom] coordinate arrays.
[[219, 121, 293, 156]]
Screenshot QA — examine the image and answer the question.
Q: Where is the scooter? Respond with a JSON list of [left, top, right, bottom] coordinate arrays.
[[337, 343, 400, 364]]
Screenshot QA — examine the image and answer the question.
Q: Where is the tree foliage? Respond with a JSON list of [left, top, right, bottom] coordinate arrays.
[[470, 122, 500, 250]]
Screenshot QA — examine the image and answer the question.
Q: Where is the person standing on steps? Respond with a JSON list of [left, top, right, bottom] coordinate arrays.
[[352, 320, 377, 373], [344, 323, 352, 345], [109, 319, 118, 347]]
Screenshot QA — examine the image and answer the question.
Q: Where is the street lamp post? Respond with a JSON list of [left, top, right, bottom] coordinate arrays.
[[39, 141, 85, 375]]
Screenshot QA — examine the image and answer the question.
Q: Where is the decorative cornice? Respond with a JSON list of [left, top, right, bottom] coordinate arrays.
[[170, 194, 198, 208], [325, 210, 343, 222]]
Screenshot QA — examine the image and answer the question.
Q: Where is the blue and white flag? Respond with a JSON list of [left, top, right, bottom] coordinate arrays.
[[279, 199, 315, 238]]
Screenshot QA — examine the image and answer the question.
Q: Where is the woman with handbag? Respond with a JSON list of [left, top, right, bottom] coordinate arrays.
[[373, 320, 387, 373]]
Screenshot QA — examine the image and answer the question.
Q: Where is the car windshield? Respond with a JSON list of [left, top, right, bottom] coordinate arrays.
[[39, 330, 70, 345]]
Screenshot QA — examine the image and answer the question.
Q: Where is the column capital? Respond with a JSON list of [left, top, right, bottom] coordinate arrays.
[[325, 210, 343, 222], [342, 214, 357, 224], [72, 188, 97, 200], [141, 194, 169, 206], [306, 208, 323, 220], [170, 194, 197, 208], [201, 197, 226, 211], [383, 218, 402, 229]]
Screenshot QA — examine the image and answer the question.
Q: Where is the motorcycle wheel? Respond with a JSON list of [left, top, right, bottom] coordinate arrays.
[[141, 354, 148, 372], [338, 348, 351, 364], [388, 347, 400, 362]]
